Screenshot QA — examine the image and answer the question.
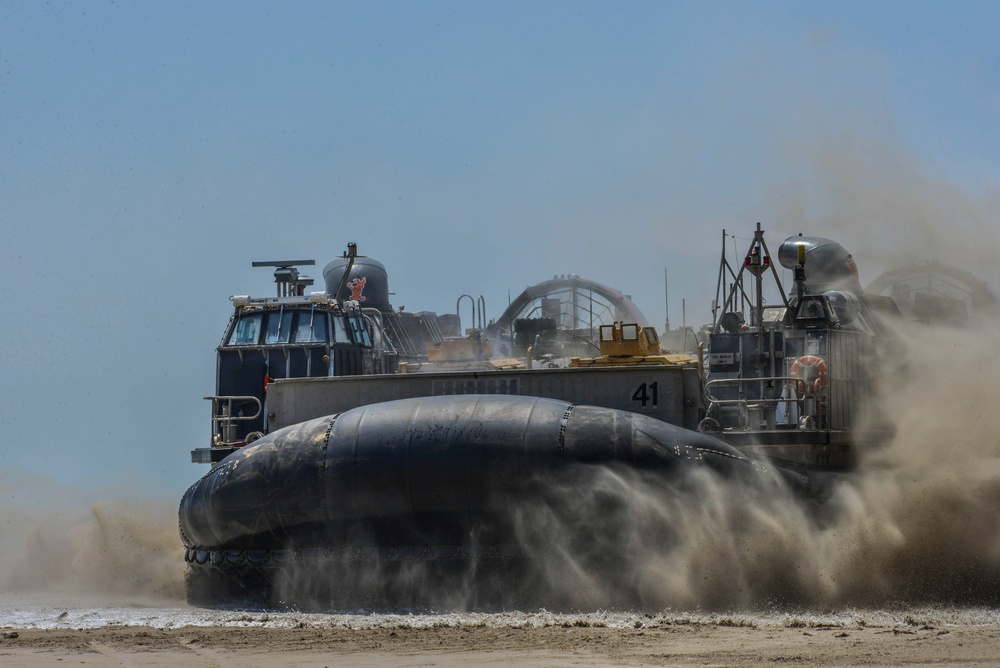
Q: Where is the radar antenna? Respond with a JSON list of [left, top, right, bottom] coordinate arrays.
[[251, 260, 316, 297]]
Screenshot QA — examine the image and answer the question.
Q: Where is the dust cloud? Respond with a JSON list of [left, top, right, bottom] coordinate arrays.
[[0, 474, 185, 602], [833, 321, 1000, 602], [495, 320, 1000, 611], [262, 317, 1000, 613], [767, 136, 1000, 286]]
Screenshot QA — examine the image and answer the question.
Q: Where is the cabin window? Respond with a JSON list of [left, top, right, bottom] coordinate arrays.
[[600, 325, 615, 341], [295, 309, 328, 343], [332, 316, 349, 343], [643, 327, 659, 343], [622, 324, 639, 340], [264, 309, 293, 344], [348, 315, 371, 345], [228, 313, 263, 345]]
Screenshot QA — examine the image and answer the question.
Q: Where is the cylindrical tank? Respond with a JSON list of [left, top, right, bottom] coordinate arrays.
[[322, 255, 392, 312], [777, 236, 862, 294]]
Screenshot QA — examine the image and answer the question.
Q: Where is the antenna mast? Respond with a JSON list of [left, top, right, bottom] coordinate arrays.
[[251, 260, 316, 297]]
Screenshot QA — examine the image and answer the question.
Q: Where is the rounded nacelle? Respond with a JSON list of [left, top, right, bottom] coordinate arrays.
[[322, 255, 391, 312], [778, 236, 862, 294]]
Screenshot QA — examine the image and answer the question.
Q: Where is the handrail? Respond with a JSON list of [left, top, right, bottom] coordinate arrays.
[[456, 294, 475, 333], [204, 395, 263, 422], [477, 295, 487, 330], [703, 376, 822, 429], [205, 395, 263, 448], [704, 376, 796, 404]]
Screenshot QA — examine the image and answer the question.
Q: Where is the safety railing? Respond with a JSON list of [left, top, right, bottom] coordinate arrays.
[[703, 376, 825, 431], [204, 395, 263, 446]]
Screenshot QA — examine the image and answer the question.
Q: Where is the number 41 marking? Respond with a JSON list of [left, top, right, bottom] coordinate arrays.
[[632, 382, 658, 408]]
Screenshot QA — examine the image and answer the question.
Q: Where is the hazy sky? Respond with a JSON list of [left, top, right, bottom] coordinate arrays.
[[3, 1, 1000, 493]]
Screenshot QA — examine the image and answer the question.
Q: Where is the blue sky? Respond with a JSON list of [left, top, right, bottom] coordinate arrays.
[[3, 1, 1000, 494]]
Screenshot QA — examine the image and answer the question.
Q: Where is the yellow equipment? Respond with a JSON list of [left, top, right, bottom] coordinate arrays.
[[568, 322, 697, 368]]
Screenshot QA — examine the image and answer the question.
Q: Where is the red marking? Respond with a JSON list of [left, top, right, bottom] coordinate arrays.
[[347, 277, 367, 302]]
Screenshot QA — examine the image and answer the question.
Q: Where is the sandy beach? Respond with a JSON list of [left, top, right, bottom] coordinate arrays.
[[3, 603, 1000, 667]]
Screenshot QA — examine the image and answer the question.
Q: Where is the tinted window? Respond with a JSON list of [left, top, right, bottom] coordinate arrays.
[[348, 316, 371, 345], [228, 313, 262, 345], [264, 310, 293, 344], [332, 316, 349, 343], [295, 309, 328, 343]]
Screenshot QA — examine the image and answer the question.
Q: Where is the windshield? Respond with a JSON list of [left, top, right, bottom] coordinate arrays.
[[264, 309, 293, 344], [295, 308, 328, 343], [227, 308, 333, 346], [228, 313, 262, 345]]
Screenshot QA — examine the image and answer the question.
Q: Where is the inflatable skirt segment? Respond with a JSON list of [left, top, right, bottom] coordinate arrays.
[[179, 394, 760, 556]]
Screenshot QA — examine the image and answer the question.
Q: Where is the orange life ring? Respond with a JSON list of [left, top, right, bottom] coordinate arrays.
[[790, 355, 828, 395]]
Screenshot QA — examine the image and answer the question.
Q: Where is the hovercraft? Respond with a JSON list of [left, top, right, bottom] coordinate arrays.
[[181, 227, 896, 609]]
